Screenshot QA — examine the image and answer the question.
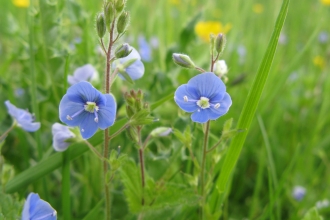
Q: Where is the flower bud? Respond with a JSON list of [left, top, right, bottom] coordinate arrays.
[[214, 60, 228, 77], [104, 2, 114, 29], [172, 53, 195, 69], [115, 43, 132, 58], [150, 127, 172, 137], [126, 126, 139, 143], [135, 98, 142, 111], [137, 89, 143, 100], [115, 0, 126, 13], [215, 33, 226, 54], [96, 13, 106, 38], [126, 105, 135, 118], [124, 93, 135, 106], [117, 11, 130, 34]]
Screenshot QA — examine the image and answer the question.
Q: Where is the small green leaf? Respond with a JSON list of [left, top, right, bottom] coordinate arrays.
[[119, 70, 135, 84], [302, 207, 323, 220]]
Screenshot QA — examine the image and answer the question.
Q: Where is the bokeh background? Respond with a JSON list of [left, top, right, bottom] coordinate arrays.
[[0, 0, 330, 219]]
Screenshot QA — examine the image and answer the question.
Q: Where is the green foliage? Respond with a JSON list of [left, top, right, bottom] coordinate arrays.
[[0, 191, 23, 220], [302, 207, 323, 220]]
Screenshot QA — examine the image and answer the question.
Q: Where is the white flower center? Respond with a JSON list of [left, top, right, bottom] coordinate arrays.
[[84, 101, 99, 113], [196, 97, 210, 109]]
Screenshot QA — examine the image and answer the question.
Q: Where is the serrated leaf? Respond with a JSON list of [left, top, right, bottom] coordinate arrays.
[[0, 191, 23, 220]]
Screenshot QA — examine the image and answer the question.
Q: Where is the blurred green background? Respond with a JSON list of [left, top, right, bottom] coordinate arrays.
[[0, 0, 329, 219]]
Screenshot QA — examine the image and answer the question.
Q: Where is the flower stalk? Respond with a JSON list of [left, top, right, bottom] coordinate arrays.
[[200, 120, 210, 220]]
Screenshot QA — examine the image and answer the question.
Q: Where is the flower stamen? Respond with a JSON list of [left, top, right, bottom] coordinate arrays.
[[183, 95, 189, 102], [214, 103, 221, 109], [94, 110, 99, 123], [197, 97, 210, 109], [66, 109, 85, 121]]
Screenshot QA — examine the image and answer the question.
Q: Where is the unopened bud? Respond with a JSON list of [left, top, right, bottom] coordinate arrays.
[[115, 43, 132, 58], [117, 11, 129, 34], [115, 0, 126, 13], [104, 2, 114, 29], [214, 60, 228, 77], [215, 33, 226, 54], [126, 105, 135, 118], [126, 126, 139, 143], [137, 89, 143, 100], [135, 98, 142, 111], [172, 53, 195, 69], [150, 127, 172, 137], [96, 13, 106, 38]]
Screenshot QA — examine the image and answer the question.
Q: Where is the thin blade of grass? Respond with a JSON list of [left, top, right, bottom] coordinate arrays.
[[216, 0, 290, 193]]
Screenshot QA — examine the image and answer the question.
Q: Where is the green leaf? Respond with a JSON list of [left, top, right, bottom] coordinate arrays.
[[302, 207, 323, 220], [0, 191, 23, 219], [119, 71, 135, 84], [216, 0, 290, 193]]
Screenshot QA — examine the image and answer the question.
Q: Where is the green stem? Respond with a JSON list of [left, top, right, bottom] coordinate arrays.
[[200, 121, 210, 220], [108, 122, 129, 140], [0, 123, 16, 142], [61, 50, 71, 220], [85, 141, 105, 161], [103, 13, 116, 220], [137, 126, 145, 206], [62, 148, 71, 220]]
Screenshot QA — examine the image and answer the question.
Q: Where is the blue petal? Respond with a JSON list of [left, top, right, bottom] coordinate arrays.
[[66, 81, 106, 107], [121, 60, 145, 80], [52, 123, 71, 136], [59, 95, 85, 126], [174, 85, 198, 112], [72, 64, 95, 82], [22, 193, 56, 220], [138, 36, 152, 62], [67, 75, 78, 86], [187, 72, 226, 99], [5, 100, 19, 118], [19, 121, 41, 132], [191, 109, 209, 123], [207, 93, 232, 120], [79, 113, 99, 139], [53, 132, 72, 152], [98, 94, 116, 129]]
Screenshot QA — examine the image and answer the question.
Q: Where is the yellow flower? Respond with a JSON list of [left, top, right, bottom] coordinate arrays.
[[169, 0, 180, 6], [313, 56, 325, 69], [321, 0, 330, 5], [253, 4, 264, 14], [195, 21, 232, 42], [12, 0, 29, 8]]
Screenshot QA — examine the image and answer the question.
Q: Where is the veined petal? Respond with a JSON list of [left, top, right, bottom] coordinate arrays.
[[52, 123, 71, 136], [79, 113, 99, 139], [98, 94, 116, 129], [59, 95, 85, 126], [191, 109, 209, 123], [67, 75, 79, 86], [66, 81, 106, 106], [208, 93, 232, 120], [188, 72, 226, 98], [22, 193, 56, 220], [174, 84, 198, 112]]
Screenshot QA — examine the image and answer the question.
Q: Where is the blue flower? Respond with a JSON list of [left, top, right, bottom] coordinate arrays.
[[59, 81, 116, 139], [292, 186, 306, 201], [113, 46, 145, 80], [5, 101, 40, 132], [174, 72, 232, 123], [22, 193, 57, 220], [52, 123, 76, 152], [67, 64, 97, 86], [138, 36, 152, 62]]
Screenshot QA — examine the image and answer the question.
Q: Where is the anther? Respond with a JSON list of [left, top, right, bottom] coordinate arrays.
[[183, 96, 188, 102], [214, 103, 220, 109]]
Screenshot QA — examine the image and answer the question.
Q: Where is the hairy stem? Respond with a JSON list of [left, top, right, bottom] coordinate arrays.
[[200, 121, 210, 220]]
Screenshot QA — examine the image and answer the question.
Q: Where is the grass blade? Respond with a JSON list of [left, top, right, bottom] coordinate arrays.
[[216, 0, 290, 193]]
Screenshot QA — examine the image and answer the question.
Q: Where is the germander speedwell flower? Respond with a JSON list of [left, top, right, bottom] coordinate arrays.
[[5, 100, 40, 132], [67, 64, 97, 86], [59, 81, 116, 139], [174, 72, 232, 123], [22, 193, 57, 220]]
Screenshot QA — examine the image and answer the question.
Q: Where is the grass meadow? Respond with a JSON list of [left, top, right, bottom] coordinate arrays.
[[0, 0, 330, 219]]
